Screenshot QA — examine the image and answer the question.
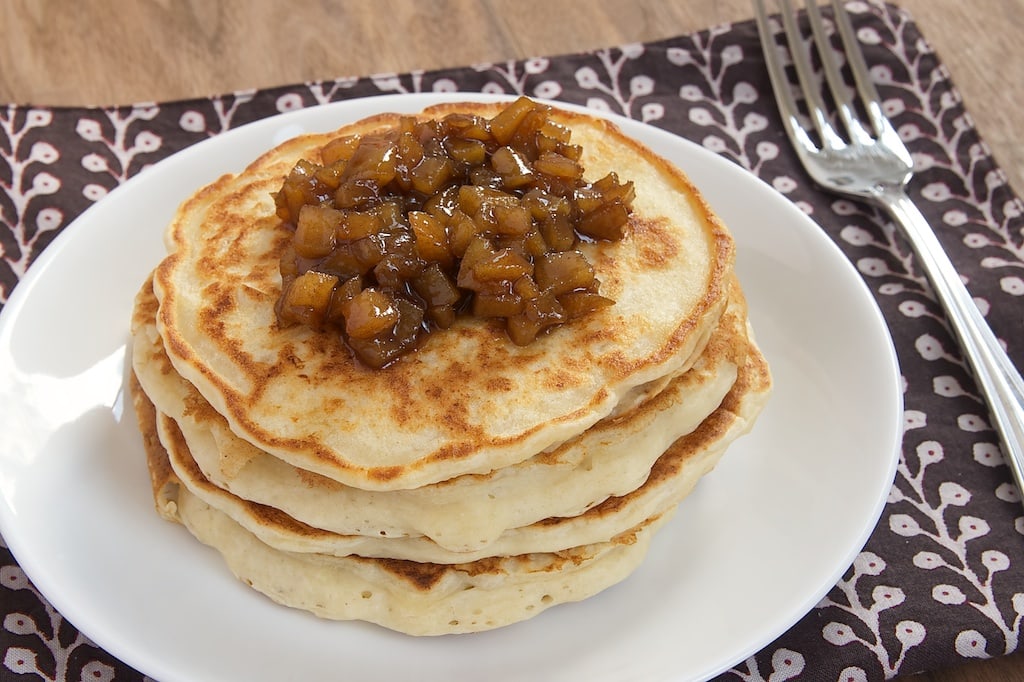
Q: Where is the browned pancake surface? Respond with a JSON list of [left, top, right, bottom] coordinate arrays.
[[152, 102, 736, 490]]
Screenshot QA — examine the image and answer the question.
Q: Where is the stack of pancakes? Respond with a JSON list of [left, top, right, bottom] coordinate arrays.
[[129, 101, 771, 636]]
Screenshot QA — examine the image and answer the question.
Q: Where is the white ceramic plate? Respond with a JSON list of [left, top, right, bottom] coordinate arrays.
[[0, 93, 901, 682]]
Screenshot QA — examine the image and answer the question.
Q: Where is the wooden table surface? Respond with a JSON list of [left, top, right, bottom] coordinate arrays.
[[1, 1, 1023, 680]]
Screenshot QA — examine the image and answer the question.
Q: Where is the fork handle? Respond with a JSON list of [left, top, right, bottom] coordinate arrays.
[[877, 185, 1024, 506]]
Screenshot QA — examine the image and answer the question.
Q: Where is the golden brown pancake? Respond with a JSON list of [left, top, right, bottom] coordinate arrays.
[[143, 325, 769, 564], [129, 98, 770, 636], [132, 275, 750, 551], [174, 488, 671, 636], [132, 380, 673, 636], [151, 101, 736, 490]]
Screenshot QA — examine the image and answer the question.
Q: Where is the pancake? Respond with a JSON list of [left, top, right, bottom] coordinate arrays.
[[172, 488, 671, 636], [151, 100, 736, 490], [131, 379, 673, 635], [132, 275, 749, 551], [131, 370, 179, 523], [145, 323, 769, 563], [129, 98, 770, 636]]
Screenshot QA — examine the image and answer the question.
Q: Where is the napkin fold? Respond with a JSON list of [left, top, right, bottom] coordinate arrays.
[[2, 2, 1022, 680]]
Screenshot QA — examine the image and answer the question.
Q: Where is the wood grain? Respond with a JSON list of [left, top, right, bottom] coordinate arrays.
[[1, 1, 1022, 680]]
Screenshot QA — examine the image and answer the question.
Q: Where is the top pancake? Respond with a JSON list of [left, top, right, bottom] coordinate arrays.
[[152, 100, 735, 490]]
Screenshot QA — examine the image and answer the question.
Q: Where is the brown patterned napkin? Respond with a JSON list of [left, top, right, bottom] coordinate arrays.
[[2, 2, 1022, 680]]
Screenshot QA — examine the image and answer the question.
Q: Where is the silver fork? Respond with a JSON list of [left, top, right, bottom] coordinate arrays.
[[754, 0, 1024, 504]]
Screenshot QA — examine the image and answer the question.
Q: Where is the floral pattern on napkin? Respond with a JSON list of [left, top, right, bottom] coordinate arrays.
[[1, 2, 1022, 680]]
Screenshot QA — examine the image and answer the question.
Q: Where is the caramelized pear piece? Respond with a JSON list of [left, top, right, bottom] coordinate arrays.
[[279, 270, 339, 327], [343, 288, 400, 340], [578, 199, 630, 241], [412, 263, 461, 308], [342, 136, 398, 186], [533, 151, 583, 180], [491, 204, 532, 236], [409, 211, 451, 265], [471, 248, 533, 282], [558, 290, 614, 319], [456, 235, 497, 291], [326, 276, 362, 324], [339, 209, 385, 241], [474, 291, 524, 318], [410, 155, 454, 195], [488, 96, 538, 145], [320, 135, 360, 165], [294, 205, 341, 258], [444, 137, 488, 166], [491, 146, 535, 189], [348, 298, 425, 369], [447, 209, 480, 258], [507, 291, 566, 345], [275, 159, 321, 223], [534, 251, 596, 295]]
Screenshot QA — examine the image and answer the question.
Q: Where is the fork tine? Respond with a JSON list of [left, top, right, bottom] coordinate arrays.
[[753, 0, 819, 155], [828, 0, 887, 137], [776, 0, 847, 150], [828, 0, 913, 166], [805, 1, 875, 145]]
